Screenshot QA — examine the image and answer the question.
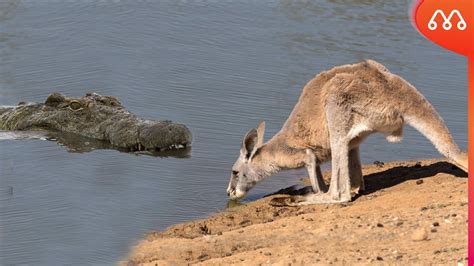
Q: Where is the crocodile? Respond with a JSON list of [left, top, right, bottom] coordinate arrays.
[[0, 92, 192, 152]]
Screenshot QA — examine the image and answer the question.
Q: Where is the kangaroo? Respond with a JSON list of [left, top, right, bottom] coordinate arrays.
[[226, 60, 468, 205]]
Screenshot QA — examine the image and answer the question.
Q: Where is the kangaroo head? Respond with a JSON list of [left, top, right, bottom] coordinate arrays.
[[227, 121, 270, 200]]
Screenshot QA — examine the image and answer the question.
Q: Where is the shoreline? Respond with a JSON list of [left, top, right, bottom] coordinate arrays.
[[121, 158, 468, 265]]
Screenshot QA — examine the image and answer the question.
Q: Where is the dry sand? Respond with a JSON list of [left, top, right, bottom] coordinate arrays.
[[121, 159, 468, 265]]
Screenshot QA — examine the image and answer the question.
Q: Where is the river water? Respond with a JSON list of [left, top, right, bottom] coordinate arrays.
[[0, 0, 467, 265]]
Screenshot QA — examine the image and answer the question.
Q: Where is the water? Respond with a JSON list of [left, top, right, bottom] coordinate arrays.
[[0, 0, 467, 265]]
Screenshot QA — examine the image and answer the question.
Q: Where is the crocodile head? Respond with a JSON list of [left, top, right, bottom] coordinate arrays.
[[0, 92, 192, 151]]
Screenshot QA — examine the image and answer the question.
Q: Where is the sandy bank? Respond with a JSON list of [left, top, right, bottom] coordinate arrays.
[[122, 159, 468, 265]]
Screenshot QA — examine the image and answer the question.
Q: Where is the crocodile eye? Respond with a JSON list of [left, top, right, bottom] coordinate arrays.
[[69, 100, 83, 111]]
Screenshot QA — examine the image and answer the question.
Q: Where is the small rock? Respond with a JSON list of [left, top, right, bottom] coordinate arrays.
[[431, 228, 437, 233], [264, 252, 272, 256], [373, 161, 384, 167], [432, 222, 439, 227], [416, 179, 424, 185], [306, 218, 314, 222], [376, 256, 383, 261], [239, 219, 251, 227], [197, 254, 208, 261], [444, 219, 452, 224], [377, 223, 384, 228], [296, 210, 306, 215], [411, 227, 428, 241], [339, 202, 349, 208], [217, 231, 223, 235], [414, 162, 422, 168], [396, 221, 404, 226]]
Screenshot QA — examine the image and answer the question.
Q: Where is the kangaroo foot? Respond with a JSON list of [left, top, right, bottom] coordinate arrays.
[[451, 152, 468, 173], [269, 192, 351, 207], [297, 192, 351, 205]]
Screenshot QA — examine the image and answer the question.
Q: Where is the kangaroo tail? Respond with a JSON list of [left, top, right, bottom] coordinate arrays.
[[398, 79, 467, 172]]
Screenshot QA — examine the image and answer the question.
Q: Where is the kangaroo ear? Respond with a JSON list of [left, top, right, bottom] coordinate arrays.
[[241, 128, 258, 159], [256, 121, 265, 148]]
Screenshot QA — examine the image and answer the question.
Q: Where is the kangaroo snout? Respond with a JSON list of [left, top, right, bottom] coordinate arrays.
[[226, 186, 233, 196], [227, 189, 246, 200]]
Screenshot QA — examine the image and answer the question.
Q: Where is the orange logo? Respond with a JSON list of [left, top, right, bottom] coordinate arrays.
[[428, 9, 466, 31], [412, 0, 473, 56]]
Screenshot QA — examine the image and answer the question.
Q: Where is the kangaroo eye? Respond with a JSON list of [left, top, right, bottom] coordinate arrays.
[[232, 171, 239, 176]]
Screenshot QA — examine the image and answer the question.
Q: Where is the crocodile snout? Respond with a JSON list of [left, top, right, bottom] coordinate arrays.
[[138, 121, 192, 151]]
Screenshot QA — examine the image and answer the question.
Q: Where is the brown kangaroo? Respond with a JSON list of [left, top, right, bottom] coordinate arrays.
[[226, 60, 468, 205]]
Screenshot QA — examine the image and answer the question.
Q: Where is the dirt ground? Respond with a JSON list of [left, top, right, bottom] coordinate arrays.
[[121, 159, 468, 265]]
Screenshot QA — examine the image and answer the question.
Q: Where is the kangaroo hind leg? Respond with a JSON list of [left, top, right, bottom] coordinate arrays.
[[297, 101, 353, 205], [349, 147, 364, 196]]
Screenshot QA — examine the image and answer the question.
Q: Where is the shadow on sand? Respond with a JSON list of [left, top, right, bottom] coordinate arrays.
[[264, 161, 467, 201]]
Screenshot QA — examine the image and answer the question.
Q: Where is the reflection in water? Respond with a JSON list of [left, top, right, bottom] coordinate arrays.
[[0, 130, 191, 158], [225, 199, 244, 209], [50, 131, 192, 158]]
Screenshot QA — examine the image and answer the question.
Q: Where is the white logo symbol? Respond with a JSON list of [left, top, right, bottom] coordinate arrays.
[[428, 9, 467, 31]]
